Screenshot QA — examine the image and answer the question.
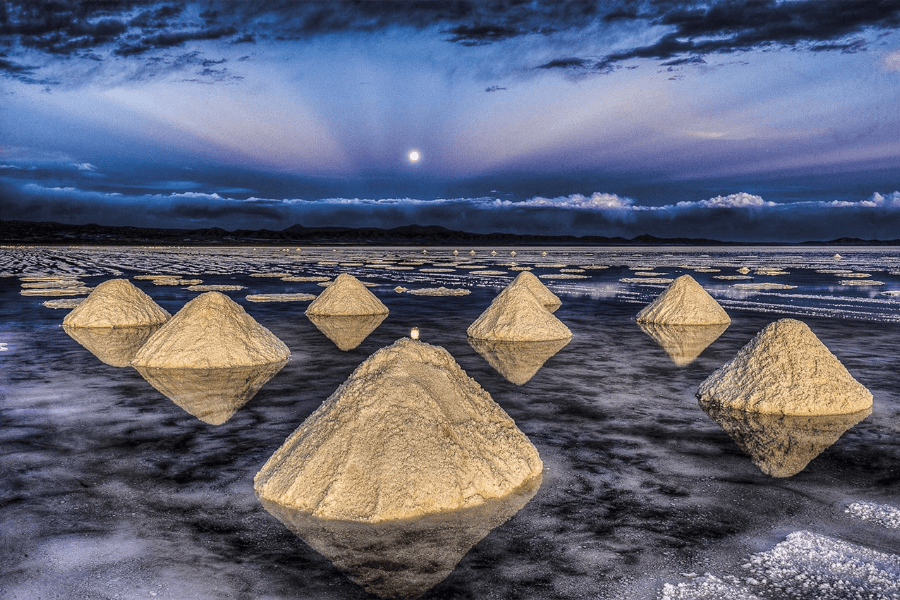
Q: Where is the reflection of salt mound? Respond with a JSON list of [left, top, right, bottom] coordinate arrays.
[[699, 400, 871, 477], [132, 292, 290, 368], [698, 319, 872, 415], [467, 289, 571, 342], [498, 271, 561, 312], [307, 313, 387, 351], [259, 475, 540, 599], [135, 361, 287, 425], [305, 273, 389, 316], [64, 324, 162, 368], [636, 275, 730, 325], [62, 279, 170, 328], [468, 338, 569, 385], [638, 322, 729, 366], [254, 338, 543, 522]]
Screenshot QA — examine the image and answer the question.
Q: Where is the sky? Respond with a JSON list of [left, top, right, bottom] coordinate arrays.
[[2, 0, 900, 242]]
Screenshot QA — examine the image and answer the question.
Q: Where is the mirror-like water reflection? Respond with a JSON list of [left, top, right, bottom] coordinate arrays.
[[637, 322, 729, 366], [63, 323, 162, 367], [467, 337, 570, 385], [307, 313, 388, 350]]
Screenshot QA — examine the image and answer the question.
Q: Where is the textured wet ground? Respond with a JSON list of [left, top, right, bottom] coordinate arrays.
[[1, 246, 899, 599]]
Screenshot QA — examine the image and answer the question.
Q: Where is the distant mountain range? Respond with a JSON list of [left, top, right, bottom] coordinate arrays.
[[2, 220, 897, 246]]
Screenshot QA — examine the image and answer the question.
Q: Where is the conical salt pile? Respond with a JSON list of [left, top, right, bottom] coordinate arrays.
[[62, 279, 170, 328], [254, 337, 543, 522], [636, 274, 730, 325], [697, 318, 872, 415], [467, 288, 571, 341], [497, 271, 561, 313], [131, 292, 290, 369], [305, 273, 388, 316]]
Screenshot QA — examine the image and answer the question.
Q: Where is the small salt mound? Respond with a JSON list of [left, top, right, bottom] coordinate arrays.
[[469, 270, 507, 275], [307, 314, 386, 351], [699, 402, 871, 477], [63, 279, 170, 328], [560, 268, 585, 273], [620, 277, 673, 284], [496, 271, 561, 312], [693, 267, 720, 273], [732, 282, 797, 290], [42, 298, 84, 309], [468, 338, 569, 385], [737, 267, 751, 274], [839, 272, 872, 278], [633, 271, 668, 276], [251, 272, 294, 278], [281, 276, 330, 282], [20, 286, 93, 296], [187, 284, 245, 291], [713, 275, 753, 280], [151, 277, 202, 286], [419, 268, 456, 273], [698, 318, 872, 415], [132, 292, 290, 369], [754, 268, 788, 276], [467, 287, 571, 342], [537, 273, 588, 279], [136, 362, 287, 425], [846, 501, 900, 530], [407, 287, 471, 296], [305, 273, 388, 316], [582, 265, 609, 270], [246, 293, 316, 302], [636, 275, 730, 325], [638, 322, 729, 366], [841, 279, 884, 286], [254, 338, 543, 522]]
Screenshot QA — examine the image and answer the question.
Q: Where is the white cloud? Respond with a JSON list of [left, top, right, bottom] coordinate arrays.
[[519, 192, 634, 210], [827, 191, 900, 208], [677, 192, 775, 209], [74, 162, 97, 171]]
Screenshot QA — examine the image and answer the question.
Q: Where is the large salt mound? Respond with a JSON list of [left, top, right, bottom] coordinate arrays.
[[636, 274, 730, 325], [254, 337, 543, 522], [62, 279, 170, 328], [131, 292, 290, 369], [305, 272, 388, 316], [467, 287, 572, 342], [497, 271, 561, 312], [698, 318, 872, 416]]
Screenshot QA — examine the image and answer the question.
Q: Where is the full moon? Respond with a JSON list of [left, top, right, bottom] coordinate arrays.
[[408, 150, 421, 163]]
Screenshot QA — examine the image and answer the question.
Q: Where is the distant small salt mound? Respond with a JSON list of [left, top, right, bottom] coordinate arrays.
[[468, 287, 571, 342], [246, 293, 316, 302], [732, 282, 797, 290], [187, 284, 245, 291], [560, 268, 585, 273], [715, 275, 753, 280], [496, 271, 561, 312], [251, 272, 293, 278], [407, 287, 471, 296], [817, 269, 853, 274], [63, 279, 170, 328], [582, 265, 608, 270], [619, 277, 674, 284], [419, 268, 456, 273], [693, 267, 720, 273], [254, 337, 543, 522], [754, 268, 788, 276], [20, 286, 92, 296], [132, 292, 290, 369], [636, 275, 730, 325], [697, 318, 872, 415], [318, 280, 377, 288], [737, 267, 751, 274], [840, 279, 884, 286], [633, 271, 668, 276], [151, 277, 203, 286], [42, 298, 84, 309], [306, 273, 389, 316], [282, 275, 330, 282], [839, 272, 872, 278], [469, 270, 507, 276], [509, 266, 533, 271]]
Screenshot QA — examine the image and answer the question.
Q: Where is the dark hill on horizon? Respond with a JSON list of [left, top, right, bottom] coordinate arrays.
[[1, 220, 897, 246]]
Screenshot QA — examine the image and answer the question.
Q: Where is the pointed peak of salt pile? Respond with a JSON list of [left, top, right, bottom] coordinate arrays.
[[467, 287, 571, 342], [131, 291, 290, 369], [305, 273, 389, 316], [62, 278, 170, 328], [499, 271, 561, 312], [636, 274, 730, 325], [698, 318, 872, 416], [254, 337, 543, 523]]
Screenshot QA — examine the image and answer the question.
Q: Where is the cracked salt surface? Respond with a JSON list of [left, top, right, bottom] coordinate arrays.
[[2, 245, 899, 599]]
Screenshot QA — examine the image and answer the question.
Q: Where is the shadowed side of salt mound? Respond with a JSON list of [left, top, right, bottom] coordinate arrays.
[[699, 400, 871, 477], [698, 318, 872, 416], [259, 475, 541, 599], [135, 361, 288, 425], [467, 288, 572, 342], [638, 322, 729, 366], [64, 324, 162, 368], [306, 313, 387, 351], [131, 292, 290, 369], [496, 271, 561, 313], [254, 338, 543, 523], [636, 274, 730, 325], [468, 338, 570, 385], [62, 278, 170, 328], [305, 272, 389, 316]]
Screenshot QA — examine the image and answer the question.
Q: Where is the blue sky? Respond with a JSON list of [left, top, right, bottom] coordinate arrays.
[[2, 0, 900, 241]]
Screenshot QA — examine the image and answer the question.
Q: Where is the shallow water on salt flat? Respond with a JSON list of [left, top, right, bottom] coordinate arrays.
[[1, 246, 899, 599]]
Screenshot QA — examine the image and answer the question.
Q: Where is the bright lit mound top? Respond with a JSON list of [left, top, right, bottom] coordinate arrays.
[[498, 271, 562, 313], [254, 337, 543, 523], [467, 287, 572, 342], [636, 274, 730, 325], [698, 318, 872, 416], [305, 273, 389, 316], [62, 278, 170, 328], [131, 291, 290, 369]]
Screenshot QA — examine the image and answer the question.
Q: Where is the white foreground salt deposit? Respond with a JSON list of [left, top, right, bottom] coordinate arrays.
[[697, 318, 872, 416], [254, 337, 543, 522], [467, 286, 572, 342], [131, 292, 290, 369], [305, 272, 389, 316], [846, 501, 900, 530], [636, 275, 730, 325], [62, 278, 170, 328]]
